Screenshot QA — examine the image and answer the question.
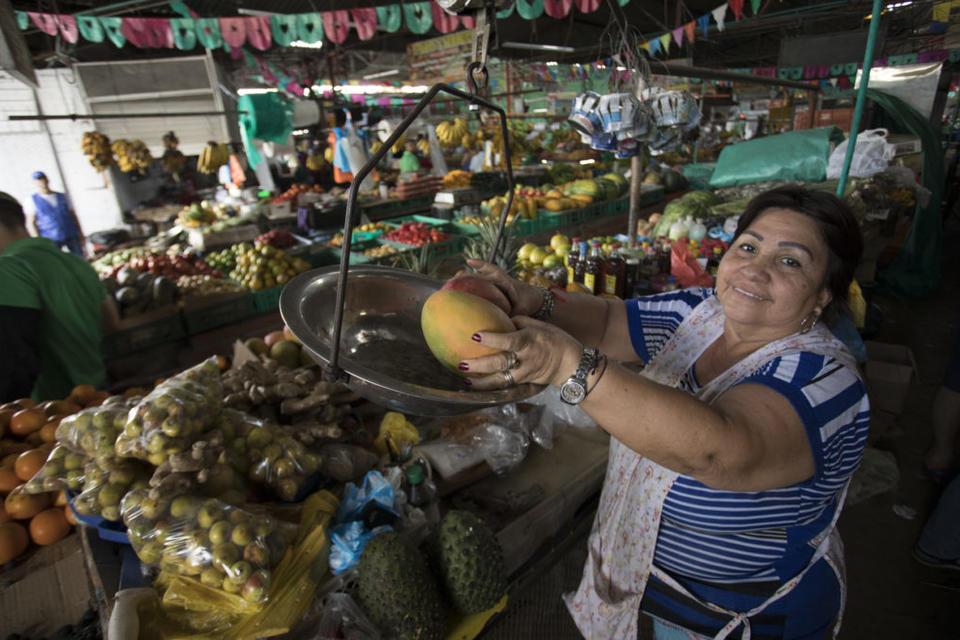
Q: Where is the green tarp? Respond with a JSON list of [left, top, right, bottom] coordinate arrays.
[[709, 127, 845, 188]]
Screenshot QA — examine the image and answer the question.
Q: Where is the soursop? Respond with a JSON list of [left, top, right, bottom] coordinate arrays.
[[357, 532, 446, 640], [434, 510, 507, 614]]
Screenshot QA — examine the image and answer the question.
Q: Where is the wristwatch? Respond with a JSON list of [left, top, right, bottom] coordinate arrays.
[[559, 347, 601, 405]]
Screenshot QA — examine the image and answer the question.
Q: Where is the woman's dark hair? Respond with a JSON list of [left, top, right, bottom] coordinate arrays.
[[734, 185, 863, 322], [0, 192, 26, 232]]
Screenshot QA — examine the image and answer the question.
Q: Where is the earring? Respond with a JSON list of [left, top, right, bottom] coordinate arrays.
[[799, 312, 820, 334]]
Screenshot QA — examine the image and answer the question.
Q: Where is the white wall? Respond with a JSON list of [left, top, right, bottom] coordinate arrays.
[[0, 69, 123, 234]]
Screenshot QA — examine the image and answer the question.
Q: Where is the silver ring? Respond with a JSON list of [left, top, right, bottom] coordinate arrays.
[[504, 351, 520, 371], [501, 369, 515, 386]]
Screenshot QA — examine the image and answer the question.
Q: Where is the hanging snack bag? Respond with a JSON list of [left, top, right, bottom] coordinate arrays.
[[116, 358, 224, 465]]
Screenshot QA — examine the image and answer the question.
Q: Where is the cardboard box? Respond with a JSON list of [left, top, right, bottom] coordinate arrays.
[[865, 341, 918, 416], [0, 533, 92, 636]]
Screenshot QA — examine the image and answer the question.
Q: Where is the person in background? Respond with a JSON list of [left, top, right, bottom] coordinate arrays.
[[0, 193, 117, 402], [30, 170, 85, 256]]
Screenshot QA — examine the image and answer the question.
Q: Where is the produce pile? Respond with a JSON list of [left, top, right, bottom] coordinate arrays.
[[177, 201, 227, 228], [383, 222, 449, 248], [215, 243, 310, 291], [271, 183, 324, 205], [441, 169, 472, 189], [0, 386, 115, 565], [102, 267, 179, 319], [254, 229, 297, 250], [112, 139, 153, 174]]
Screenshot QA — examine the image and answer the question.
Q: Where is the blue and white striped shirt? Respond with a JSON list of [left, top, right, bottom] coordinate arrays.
[[625, 288, 870, 585]]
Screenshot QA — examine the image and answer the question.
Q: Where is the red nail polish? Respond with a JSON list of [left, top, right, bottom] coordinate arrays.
[[471, 333, 481, 342], [458, 362, 469, 371]]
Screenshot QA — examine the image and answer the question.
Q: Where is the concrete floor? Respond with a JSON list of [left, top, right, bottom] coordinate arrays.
[[487, 216, 960, 640]]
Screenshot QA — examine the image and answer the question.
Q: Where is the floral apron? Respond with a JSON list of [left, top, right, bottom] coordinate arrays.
[[564, 295, 859, 640]]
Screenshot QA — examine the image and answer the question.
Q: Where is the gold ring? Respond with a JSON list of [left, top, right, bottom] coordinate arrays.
[[501, 369, 515, 386]]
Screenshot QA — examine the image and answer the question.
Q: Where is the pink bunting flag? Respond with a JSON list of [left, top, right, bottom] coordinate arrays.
[[544, 0, 573, 19], [220, 17, 247, 48], [575, 0, 602, 12], [729, 0, 745, 20], [461, 14, 475, 28], [683, 21, 695, 44], [672, 26, 684, 47], [352, 8, 377, 40], [323, 10, 350, 44], [122, 18, 173, 48], [28, 12, 58, 36], [52, 15, 78, 43], [245, 16, 271, 50], [431, 2, 460, 33]]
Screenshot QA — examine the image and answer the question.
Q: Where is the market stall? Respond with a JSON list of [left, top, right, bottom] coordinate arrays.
[[2, 0, 958, 638]]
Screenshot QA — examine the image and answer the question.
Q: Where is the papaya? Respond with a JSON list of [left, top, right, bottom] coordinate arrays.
[[421, 290, 515, 374]]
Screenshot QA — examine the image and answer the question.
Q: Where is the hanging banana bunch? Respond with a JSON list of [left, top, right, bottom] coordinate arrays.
[[81, 131, 113, 172], [416, 137, 431, 156], [435, 117, 470, 149], [197, 141, 230, 174], [111, 139, 153, 174]]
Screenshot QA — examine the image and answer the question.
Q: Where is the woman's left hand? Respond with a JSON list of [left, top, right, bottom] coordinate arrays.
[[461, 316, 582, 390]]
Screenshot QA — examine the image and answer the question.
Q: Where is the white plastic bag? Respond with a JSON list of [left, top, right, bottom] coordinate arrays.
[[827, 128, 896, 179], [343, 124, 375, 191]]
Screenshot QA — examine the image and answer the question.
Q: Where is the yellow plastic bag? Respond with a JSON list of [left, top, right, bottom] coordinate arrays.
[[373, 411, 420, 456]]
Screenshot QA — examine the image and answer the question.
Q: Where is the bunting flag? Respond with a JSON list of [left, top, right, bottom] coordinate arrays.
[[77, 15, 104, 42], [698, 13, 710, 36], [496, 3, 515, 18], [648, 37, 660, 56], [196, 17, 222, 48], [376, 4, 402, 32], [122, 17, 172, 48], [544, 0, 573, 19], [219, 17, 247, 48], [659, 32, 672, 54], [171, 17, 197, 49], [431, 2, 460, 33], [750, 0, 761, 13], [322, 11, 350, 44], [618, 0, 631, 5], [729, 0, 744, 20], [461, 14, 475, 28], [245, 15, 272, 50], [684, 21, 695, 44], [28, 12, 58, 36], [270, 14, 298, 47], [295, 13, 323, 43], [16, 10, 27, 29], [351, 8, 377, 40], [576, 0, 602, 12], [672, 26, 684, 48], [712, 4, 728, 31], [640, 40, 652, 54], [516, 0, 546, 19], [55, 15, 79, 43], [403, 2, 433, 35]]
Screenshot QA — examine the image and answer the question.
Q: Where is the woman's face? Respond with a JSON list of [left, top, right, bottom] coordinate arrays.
[[716, 208, 832, 335]]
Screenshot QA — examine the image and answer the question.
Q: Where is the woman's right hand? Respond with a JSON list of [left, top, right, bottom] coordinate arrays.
[[464, 259, 544, 317]]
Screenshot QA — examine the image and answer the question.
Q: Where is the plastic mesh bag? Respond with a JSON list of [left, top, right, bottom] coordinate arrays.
[[72, 457, 152, 521], [55, 395, 141, 465], [21, 444, 89, 494], [218, 409, 323, 502], [122, 489, 297, 605], [116, 358, 223, 465]]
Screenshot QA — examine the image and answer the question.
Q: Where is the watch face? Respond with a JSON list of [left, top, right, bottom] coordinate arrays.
[[560, 380, 586, 404]]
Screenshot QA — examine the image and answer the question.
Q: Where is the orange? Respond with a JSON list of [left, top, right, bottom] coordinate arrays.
[[24, 432, 44, 446], [0, 468, 20, 493], [0, 441, 31, 457], [68, 384, 98, 406], [5, 490, 50, 520], [29, 508, 70, 546], [0, 522, 28, 564], [40, 400, 80, 417], [14, 449, 47, 482], [9, 409, 46, 437], [0, 409, 12, 436], [63, 505, 77, 526]]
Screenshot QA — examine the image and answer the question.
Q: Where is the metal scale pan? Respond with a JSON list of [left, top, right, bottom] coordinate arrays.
[[281, 79, 544, 416]]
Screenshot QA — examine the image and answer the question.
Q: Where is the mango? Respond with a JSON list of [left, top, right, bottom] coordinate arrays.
[[421, 290, 514, 374], [441, 275, 511, 314]]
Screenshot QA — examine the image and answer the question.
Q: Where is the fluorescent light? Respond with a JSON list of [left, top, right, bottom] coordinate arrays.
[[312, 83, 429, 95], [541, 159, 550, 164], [886, 1, 912, 7], [290, 40, 323, 49], [579, 159, 596, 165], [533, 108, 548, 113], [292, 128, 310, 135], [237, 88, 278, 95], [363, 69, 400, 80], [501, 42, 575, 53], [546, 61, 558, 67]]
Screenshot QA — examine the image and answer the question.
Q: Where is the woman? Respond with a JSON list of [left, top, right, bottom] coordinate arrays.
[[461, 186, 869, 639]]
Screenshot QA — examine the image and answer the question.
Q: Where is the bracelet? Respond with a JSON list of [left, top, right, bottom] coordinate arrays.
[[586, 354, 609, 398], [531, 286, 556, 320]]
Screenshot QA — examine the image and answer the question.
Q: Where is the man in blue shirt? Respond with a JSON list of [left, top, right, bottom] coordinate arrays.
[[30, 170, 86, 256]]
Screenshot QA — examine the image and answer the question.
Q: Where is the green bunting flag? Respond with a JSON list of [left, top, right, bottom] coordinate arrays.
[[77, 16, 104, 42], [196, 17, 222, 49], [375, 5, 402, 32], [270, 14, 298, 46], [100, 17, 126, 47], [295, 13, 323, 43], [171, 18, 196, 50], [516, 0, 545, 20], [403, 2, 433, 35]]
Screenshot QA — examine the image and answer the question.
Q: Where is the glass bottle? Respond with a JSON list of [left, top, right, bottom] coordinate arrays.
[[657, 240, 672, 275], [573, 241, 590, 284], [624, 256, 640, 298], [604, 243, 626, 297], [583, 241, 604, 295], [566, 237, 581, 286]]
